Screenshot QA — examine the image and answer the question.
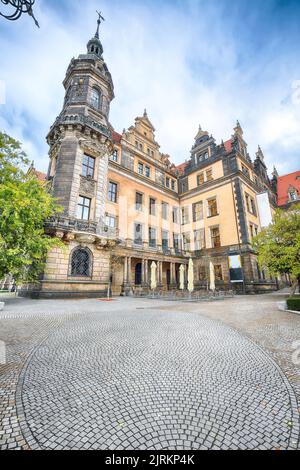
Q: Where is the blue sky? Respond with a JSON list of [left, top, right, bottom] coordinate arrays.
[[0, 0, 300, 174]]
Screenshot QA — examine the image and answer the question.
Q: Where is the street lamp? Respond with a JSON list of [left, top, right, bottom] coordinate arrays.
[[0, 0, 39, 27]]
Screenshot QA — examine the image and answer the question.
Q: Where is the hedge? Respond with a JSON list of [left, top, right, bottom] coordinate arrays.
[[287, 298, 300, 312]]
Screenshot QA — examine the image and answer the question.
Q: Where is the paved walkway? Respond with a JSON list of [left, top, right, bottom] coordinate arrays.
[[0, 293, 299, 450]]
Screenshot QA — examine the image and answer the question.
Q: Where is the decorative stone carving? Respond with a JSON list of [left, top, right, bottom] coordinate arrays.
[[64, 233, 75, 242], [55, 230, 65, 239], [80, 176, 96, 197], [76, 233, 96, 244]]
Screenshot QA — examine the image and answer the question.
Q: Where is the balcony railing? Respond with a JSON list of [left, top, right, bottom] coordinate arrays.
[[51, 114, 112, 140], [45, 216, 119, 239]]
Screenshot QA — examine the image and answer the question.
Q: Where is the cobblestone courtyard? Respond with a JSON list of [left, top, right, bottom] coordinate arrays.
[[0, 292, 299, 450]]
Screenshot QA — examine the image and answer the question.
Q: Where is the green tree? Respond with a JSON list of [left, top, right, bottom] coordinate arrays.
[[0, 132, 63, 286], [252, 204, 300, 295]]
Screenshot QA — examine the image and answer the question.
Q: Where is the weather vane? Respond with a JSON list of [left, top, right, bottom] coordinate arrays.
[[0, 0, 39, 27]]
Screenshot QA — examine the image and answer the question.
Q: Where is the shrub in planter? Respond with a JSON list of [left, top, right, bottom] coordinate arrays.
[[287, 298, 300, 312]]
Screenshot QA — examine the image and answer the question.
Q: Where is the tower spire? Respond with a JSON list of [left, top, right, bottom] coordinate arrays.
[[87, 11, 105, 57]]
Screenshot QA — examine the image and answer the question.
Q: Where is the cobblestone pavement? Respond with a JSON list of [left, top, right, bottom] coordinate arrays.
[[0, 293, 299, 450]]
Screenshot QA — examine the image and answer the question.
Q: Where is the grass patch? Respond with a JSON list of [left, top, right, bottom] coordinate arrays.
[[287, 297, 300, 311]]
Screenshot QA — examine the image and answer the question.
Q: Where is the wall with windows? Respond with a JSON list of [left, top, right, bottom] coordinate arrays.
[[180, 182, 239, 251], [187, 160, 224, 191], [43, 241, 111, 292], [240, 181, 262, 242], [106, 167, 180, 248]]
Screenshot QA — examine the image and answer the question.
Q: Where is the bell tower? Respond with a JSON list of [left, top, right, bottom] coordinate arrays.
[[38, 14, 118, 299], [47, 13, 114, 223]]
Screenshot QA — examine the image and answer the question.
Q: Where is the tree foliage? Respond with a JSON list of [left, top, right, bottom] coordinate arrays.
[[0, 132, 63, 285], [252, 204, 300, 284]]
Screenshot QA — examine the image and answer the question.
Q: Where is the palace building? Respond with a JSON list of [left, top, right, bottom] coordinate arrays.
[[22, 19, 280, 298]]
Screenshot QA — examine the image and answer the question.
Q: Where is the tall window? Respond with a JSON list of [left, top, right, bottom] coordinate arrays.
[[166, 177, 170, 188], [211, 226, 221, 248], [162, 230, 169, 251], [91, 88, 101, 110], [149, 198, 156, 216], [82, 155, 95, 178], [171, 180, 175, 191], [161, 202, 168, 220], [194, 229, 205, 250], [173, 233, 180, 252], [71, 248, 92, 277], [77, 196, 91, 220], [105, 214, 117, 228], [181, 206, 189, 225], [173, 207, 179, 224], [138, 162, 144, 175], [149, 227, 156, 248], [206, 168, 213, 181], [108, 182, 118, 203], [145, 165, 151, 178], [197, 173, 205, 186], [250, 198, 257, 215], [110, 149, 118, 162], [182, 232, 191, 251], [134, 223, 143, 245], [207, 197, 218, 217], [242, 165, 250, 177], [136, 192, 143, 211], [193, 201, 203, 222], [245, 193, 257, 215]]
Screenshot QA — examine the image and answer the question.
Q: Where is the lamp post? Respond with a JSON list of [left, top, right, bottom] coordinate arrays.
[[0, 0, 39, 27]]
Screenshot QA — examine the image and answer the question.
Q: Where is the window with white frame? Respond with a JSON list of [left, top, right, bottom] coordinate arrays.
[[182, 232, 191, 250], [134, 223, 143, 245], [77, 196, 91, 220], [193, 201, 203, 222], [181, 206, 189, 225], [194, 229, 205, 250]]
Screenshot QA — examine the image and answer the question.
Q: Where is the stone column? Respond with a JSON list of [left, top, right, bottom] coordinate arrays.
[[141, 259, 145, 285], [170, 262, 176, 288], [123, 256, 128, 285], [127, 257, 132, 285], [158, 261, 163, 287], [145, 259, 149, 286]]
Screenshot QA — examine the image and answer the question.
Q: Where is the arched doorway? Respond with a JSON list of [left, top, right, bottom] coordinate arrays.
[[135, 263, 142, 285]]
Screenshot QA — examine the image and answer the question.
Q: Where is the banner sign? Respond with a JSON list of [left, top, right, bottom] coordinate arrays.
[[228, 255, 243, 282]]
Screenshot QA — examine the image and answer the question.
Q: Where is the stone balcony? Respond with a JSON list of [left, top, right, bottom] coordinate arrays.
[[50, 113, 112, 140], [45, 216, 119, 245]]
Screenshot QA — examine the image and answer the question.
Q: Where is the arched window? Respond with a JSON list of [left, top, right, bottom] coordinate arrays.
[[90, 88, 101, 110], [70, 248, 92, 277]]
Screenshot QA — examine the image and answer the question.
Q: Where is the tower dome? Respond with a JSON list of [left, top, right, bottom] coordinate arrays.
[[87, 12, 104, 57]]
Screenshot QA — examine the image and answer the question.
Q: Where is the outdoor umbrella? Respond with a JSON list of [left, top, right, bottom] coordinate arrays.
[[187, 258, 194, 293], [150, 261, 157, 290], [179, 264, 185, 290], [209, 261, 215, 291]]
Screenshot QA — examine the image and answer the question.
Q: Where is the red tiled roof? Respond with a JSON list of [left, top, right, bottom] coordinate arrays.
[[176, 162, 188, 175], [223, 139, 233, 153], [277, 170, 300, 206], [112, 131, 122, 144], [29, 168, 47, 181]]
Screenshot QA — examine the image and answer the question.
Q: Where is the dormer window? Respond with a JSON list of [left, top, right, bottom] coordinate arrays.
[[90, 88, 101, 110], [289, 189, 298, 201]]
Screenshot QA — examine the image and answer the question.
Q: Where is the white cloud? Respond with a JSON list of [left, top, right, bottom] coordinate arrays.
[[0, 0, 299, 175]]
